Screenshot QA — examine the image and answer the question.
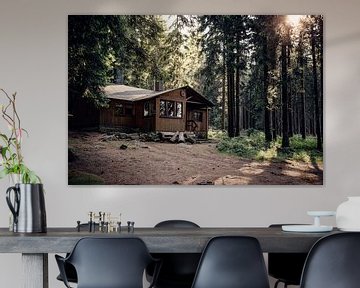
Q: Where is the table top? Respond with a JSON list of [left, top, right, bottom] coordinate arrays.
[[0, 227, 340, 254]]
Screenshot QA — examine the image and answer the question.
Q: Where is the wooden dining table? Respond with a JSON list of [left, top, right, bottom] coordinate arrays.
[[0, 226, 339, 288]]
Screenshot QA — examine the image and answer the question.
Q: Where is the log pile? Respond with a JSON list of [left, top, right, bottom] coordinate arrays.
[[165, 131, 196, 144], [101, 131, 197, 144]]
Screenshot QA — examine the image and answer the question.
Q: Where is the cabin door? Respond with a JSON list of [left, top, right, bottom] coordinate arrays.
[[143, 116, 155, 132], [186, 105, 206, 132]]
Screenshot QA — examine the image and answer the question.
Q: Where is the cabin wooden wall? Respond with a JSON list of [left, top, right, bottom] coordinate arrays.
[[99, 100, 135, 129], [100, 99, 155, 132], [155, 90, 186, 132], [135, 101, 155, 132]]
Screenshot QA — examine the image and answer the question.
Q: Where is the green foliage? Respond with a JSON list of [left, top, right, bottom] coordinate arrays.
[[68, 15, 203, 102], [288, 135, 323, 162], [217, 129, 266, 159], [208, 129, 227, 139], [290, 134, 317, 150], [68, 16, 120, 107], [68, 170, 105, 185], [68, 15, 167, 109], [0, 164, 41, 184], [0, 89, 41, 183], [216, 129, 322, 163]]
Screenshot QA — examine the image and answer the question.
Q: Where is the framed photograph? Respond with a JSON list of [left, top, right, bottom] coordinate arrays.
[[68, 15, 323, 185]]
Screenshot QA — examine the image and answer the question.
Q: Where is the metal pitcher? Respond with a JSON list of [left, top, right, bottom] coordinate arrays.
[[6, 183, 47, 233]]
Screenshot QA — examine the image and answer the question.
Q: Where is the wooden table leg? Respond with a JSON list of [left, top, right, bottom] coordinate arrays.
[[22, 253, 48, 288]]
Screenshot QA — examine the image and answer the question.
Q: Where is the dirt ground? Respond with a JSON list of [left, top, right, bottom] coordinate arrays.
[[68, 132, 323, 185]]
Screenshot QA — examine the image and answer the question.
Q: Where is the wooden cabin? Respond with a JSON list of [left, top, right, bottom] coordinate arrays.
[[100, 84, 213, 138]]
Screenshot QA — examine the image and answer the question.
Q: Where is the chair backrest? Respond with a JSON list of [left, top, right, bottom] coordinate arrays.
[[66, 237, 154, 288], [155, 220, 200, 228], [152, 220, 201, 286], [191, 236, 270, 288], [300, 232, 360, 288]]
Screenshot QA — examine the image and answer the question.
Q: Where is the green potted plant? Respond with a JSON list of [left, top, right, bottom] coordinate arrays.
[[0, 88, 40, 183], [1, 88, 46, 233]]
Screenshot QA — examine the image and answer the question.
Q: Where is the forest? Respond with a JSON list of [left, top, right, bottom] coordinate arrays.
[[68, 15, 323, 164]]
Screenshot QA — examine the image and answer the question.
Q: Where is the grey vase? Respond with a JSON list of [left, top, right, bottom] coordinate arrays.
[[6, 183, 47, 233]]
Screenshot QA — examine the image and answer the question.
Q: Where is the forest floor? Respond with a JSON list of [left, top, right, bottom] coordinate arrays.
[[68, 132, 323, 185]]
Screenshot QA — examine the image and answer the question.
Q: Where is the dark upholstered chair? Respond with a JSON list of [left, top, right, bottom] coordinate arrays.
[[191, 236, 270, 288], [55, 237, 160, 288], [56, 223, 99, 284], [148, 220, 201, 288], [154, 220, 200, 229], [300, 232, 360, 288], [56, 262, 77, 284], [268, 224, 308, 288]]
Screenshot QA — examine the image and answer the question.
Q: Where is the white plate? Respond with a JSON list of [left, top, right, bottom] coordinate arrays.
[[307, 211, 336, 217], [282, 225, 333, 232]]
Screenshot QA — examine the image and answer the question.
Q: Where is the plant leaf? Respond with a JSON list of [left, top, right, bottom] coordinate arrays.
[[0, 168, 9, 179], [0, 133, 8, 142]]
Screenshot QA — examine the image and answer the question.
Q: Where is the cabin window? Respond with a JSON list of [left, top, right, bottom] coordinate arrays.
[[192, 111, 203, 122], [167, 101, 175, 117], [160, 100, 183, 118], [176, 102, 182, 118], [144, 101, 155, 116], [115, 103, 133, 116]]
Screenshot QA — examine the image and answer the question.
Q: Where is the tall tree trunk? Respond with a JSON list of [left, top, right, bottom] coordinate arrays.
[[300, 54, 306, 140], [242, 106, 246, 130], [311, 26, 322, 151], [244, 94, 249, 130], [235, 34, 240, 137], [287, 45, 294, 138], [296, 30, 306, 139], [281, 31, 289, 148], [227, 63, 235, 138], [272, 109, 277, 140], [295, 104, 299, 135], [263, 36, 272, 143], [222, 48, 226, 130], [319, 17, 324, 142]]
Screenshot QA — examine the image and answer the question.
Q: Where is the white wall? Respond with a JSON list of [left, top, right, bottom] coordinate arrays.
[[0, 0, 360, 287]]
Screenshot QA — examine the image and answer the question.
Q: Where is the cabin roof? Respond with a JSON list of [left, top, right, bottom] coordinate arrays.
[[103, 84, 214, 107], [104, 84, 155, 101]]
